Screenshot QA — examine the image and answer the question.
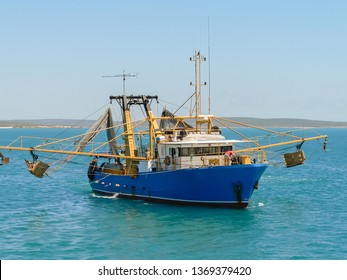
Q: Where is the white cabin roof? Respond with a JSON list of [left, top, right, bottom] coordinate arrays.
[[161, 139, 249, 146], [160, 133, 250, 146]]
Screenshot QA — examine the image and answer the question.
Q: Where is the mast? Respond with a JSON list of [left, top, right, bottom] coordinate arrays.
[[208, 16, 211, 115], [109, 95, 161, 164], [190, 51, 206, 131]]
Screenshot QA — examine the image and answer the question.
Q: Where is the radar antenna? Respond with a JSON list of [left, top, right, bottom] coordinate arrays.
[[103, 70, 137, 95]]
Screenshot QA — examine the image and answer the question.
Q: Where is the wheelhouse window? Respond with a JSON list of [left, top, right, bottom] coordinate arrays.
[[177, 145, 233, 156], [178, 147, 191, 156], [220, 146, 233, 153]]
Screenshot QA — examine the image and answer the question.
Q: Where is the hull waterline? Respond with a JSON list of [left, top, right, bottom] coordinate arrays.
[[89, 164, 267, 208]]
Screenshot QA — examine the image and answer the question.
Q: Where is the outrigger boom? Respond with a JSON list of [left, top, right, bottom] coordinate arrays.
[[0, 115, 328, 162], [0, 127, 327, 165], [0, 145, 147, 160]]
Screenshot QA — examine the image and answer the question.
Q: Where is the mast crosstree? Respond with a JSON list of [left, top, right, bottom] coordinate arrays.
[[102, 70, 137, 95]]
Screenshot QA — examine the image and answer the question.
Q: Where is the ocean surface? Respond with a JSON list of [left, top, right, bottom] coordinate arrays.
[[0, 128, 346, 260]]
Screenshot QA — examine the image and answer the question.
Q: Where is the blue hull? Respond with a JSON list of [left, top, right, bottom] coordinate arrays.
[[89, 164, 267, 208]]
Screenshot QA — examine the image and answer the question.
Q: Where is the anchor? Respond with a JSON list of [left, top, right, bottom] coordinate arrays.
[[323, 138, 328, 151]]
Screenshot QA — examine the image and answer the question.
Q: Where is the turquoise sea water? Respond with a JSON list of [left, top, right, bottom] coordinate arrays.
[[0, 128, 346, 260]]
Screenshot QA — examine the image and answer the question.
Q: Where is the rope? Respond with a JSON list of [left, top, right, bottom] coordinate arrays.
[[89, 172, 113, 183], [158, 97, 193, 115], [51, 103, 110, 139]]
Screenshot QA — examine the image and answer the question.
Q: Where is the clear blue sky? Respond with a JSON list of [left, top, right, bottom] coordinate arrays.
[[1, 0, 346, 121]]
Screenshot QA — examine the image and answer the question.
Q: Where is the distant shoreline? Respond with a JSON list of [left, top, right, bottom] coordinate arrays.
[[0, 119, 95, 129], [1, 117, 347, 128]]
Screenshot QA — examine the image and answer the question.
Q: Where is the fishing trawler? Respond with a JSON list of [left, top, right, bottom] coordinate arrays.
[[0, 51, 328, 208]]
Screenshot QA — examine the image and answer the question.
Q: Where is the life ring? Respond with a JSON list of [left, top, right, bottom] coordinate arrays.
[[164, 156, 171, 166]]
